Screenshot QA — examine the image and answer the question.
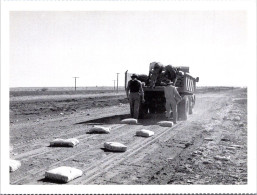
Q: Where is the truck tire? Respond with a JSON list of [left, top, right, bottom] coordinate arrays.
[[178, 96, 189, 120], [148, 105, 156, 114], [139, 103, 148, 119], [191, 95, 196, 108], [189, 96, 193, 115], [189, 104, 193, 114], [155, 104, 166, 113], [148, 97, 156, 114]]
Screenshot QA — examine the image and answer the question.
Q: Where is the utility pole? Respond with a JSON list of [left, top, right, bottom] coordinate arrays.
[[112, 80, 116, 91], [116, 73, 119, 93], [73, 77, 79, 91]]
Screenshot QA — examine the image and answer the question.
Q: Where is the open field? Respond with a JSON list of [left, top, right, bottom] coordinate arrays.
[[9, 87, 247, 185]]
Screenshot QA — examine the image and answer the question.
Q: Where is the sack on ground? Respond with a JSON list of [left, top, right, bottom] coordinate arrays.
[[50, 138, 79, 147], [89, 126, 110, 134], [10, 159, 21, 172], [136, 129, 154, 137], [45, 166, 83, 183], [104, 142, 127, 152], [121, 118, 137, 124], [157, 121, 173, 127]]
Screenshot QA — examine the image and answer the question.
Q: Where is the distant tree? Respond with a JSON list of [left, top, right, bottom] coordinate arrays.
[[41, 87, 48, 92]]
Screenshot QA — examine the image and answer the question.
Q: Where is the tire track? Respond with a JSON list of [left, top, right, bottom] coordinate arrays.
[[12, 119, 95, 148], [13, 123, 123, 151], [14, 124, 126, 160], [11, 110, 129, 149], [73, 122, 182, 184], [26, 123, 179, 185], [13, 106, 199, 185], [11, 124, 139, 184]]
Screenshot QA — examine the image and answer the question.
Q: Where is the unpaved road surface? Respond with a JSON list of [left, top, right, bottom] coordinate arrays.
[[9, 88, 247, 185]]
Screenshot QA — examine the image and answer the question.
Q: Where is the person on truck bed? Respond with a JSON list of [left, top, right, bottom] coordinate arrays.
[[149, 62, 163, 88], [164, 80, 182, 124], [126, 74, 145, 119], [164, 65, 177, 85]]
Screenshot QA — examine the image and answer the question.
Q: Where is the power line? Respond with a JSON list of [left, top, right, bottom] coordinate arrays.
[[112, 80, 116, 91], [116, 73, 120, 93], [72, 77, 79, 91]]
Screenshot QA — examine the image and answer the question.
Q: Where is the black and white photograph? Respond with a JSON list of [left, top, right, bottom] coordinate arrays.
[[1, 0, 256, 194]]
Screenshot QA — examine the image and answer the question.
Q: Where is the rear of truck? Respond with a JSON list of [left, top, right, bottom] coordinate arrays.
[[125, 65, 199, 120]]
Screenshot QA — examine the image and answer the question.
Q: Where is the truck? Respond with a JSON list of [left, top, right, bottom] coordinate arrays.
[[125, 62, 199, 120]]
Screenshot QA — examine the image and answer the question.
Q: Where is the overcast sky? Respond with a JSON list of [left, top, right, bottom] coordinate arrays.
[[10, 11, 247, 87]]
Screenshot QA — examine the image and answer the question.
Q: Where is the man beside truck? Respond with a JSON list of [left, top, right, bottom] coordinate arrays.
[[164, 80, 182, 124], [126, 74, 145, 119]]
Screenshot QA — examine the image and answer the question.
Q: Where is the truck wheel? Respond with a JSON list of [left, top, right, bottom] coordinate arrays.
[[156, 104, 166, 113], [139, 103, 148, 119], [178, 97, 189, 120], [192, 94, 196, 108], [189, 105, 193, 114], [189, 96, 193, 115], [148, 105, 156, 114]]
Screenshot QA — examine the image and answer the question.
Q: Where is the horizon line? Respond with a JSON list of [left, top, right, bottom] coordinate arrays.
[[9, 85, 247, 88]]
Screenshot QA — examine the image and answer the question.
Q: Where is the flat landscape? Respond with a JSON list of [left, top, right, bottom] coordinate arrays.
[[9, 87, 247, 185]]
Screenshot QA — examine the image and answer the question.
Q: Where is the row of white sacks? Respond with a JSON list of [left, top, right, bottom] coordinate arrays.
[[10, 118, 174, 183], [122, 118, 174, 127]]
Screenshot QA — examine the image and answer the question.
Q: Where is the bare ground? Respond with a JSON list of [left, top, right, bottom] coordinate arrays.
[[9, 87, 247, 185]]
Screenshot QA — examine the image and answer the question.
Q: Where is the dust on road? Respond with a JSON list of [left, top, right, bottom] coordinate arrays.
[[9, 87, 247, 185]]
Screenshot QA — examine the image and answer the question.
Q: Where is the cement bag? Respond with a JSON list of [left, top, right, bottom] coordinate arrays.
[[45, 166, 83, 183], [89, 126, 110, 134], [136, 129, 154, 137], [121, 118, 137, 124], [104, 142, 127, 152], [157, 121, 173, 127], [50, 138, 79, 147], [10, 159, 21, 172]]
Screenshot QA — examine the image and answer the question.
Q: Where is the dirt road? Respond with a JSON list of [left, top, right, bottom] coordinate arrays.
[[9, 88, 247, 185]]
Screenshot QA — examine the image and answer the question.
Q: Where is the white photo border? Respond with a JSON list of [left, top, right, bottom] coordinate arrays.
[[1, 0, 256, 194]]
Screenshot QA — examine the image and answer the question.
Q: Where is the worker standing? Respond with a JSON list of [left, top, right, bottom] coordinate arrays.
[[164, 80, 182, 124], [126, 74, 145, 119]]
